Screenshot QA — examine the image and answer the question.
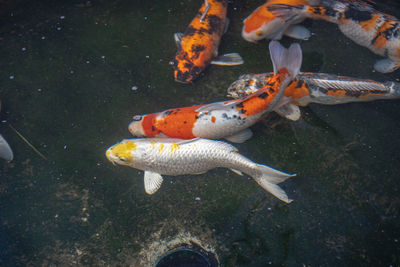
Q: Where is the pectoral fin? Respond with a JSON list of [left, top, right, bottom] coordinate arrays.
[[284, 25, 311, 40], [275, 103, 301, 121], [0, 134, 13, 161], [230, 169, 243, 176], [174, 32, 184, 49], [223, 17, 230, 34], [144, 171, 164, 195], [211, 53, 244, 66], [225, 128, 253, 143]]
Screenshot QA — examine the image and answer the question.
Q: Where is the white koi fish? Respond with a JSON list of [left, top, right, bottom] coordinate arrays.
[[106, 138, 295, 203]]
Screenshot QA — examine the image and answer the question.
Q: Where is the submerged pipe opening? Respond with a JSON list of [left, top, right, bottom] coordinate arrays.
[[155, 243, 218, 267]]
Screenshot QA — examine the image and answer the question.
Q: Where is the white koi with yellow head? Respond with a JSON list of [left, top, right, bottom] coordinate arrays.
[[106, 138, 295, 203]]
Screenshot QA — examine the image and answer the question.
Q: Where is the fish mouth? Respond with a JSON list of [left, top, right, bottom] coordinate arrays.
[[105, 150, 117, 166]]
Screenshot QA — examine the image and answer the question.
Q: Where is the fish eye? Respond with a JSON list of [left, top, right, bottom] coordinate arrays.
[[119, 157, 126, 162], [132, 115, 143, 121]]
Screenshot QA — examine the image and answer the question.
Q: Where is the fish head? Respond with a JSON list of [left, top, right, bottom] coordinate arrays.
[[106, 140, 137, 166], [242, 15, 287, 42], [173, 58, 201, 84], [128, 115, 147, 137]]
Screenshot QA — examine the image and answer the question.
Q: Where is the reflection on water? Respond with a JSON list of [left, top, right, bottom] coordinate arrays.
[[0, 0, 399, 266]]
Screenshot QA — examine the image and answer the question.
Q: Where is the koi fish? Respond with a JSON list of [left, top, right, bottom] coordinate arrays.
[[0, 101, 13, 161], [106, 138, 295, 203], [129, 41, 302, 143], [174, 0, 243, 83], [267, 0, 400, 73], [242, 0, 313, 42], [227, 72, 400, 120]]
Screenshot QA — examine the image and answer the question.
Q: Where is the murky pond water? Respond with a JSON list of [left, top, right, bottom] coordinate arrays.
[[1, 0, 399, 266]]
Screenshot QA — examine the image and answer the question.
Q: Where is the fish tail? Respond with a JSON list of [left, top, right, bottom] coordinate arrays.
[[385, 81, 400, 97], [253, 164, 295, 203], [269, 40, 302, 78]]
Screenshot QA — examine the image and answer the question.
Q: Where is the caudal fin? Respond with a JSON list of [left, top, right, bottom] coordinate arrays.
[[253, 164, 295, 203], [269, 40, 302, 78]]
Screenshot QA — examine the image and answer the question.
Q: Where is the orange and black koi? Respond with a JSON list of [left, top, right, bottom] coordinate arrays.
[[130, 41, 302, 143], [267, 0, 400, 73], [228, 72, 400, 106], [174, 0, 243, 83]]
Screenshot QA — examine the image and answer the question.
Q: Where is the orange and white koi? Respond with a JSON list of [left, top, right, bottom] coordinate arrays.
[[242, 0, 313, 42], [227, 71, 400, 120], [129, 41, 302, 143], [174, 0, 243, 83], [267, 0, 400, 72]]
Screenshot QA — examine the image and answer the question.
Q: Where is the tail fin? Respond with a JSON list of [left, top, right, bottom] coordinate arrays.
[[253, 164, 295, 203], [0, 134, 13, 161], [385, 81, 400, 97], [269, 40, 302, 78]]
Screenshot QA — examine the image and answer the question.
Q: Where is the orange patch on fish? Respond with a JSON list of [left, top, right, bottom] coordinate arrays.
[[142, 113, 161, 137], [211, 116, 216, 123], [359, 13, 380, 31], [284, 80, 310, 104], [326, 89, 347, 97], [154, 105, 202, 139], [237, 69, 291, 117]]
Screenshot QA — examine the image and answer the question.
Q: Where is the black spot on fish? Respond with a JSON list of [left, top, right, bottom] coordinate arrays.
[[258, 92, 269, 99], [239, 109, 247, 114], [295, 80, 304, 88], [195, 115, 199, 119], [318, 87, 328, 94], [184, 26, 197, 37], [323, 6, 337, 17], [183, 121, 187, 124], [152, 126, 156, 131], [191, 44, 206, 59], [344, 89, 362, 97], [269, 88, 275, 93], [184, 62, 193, 69], [344, 5, 372, 22], [198, 27, 213, 35], [175, 70, 191, 82], [313, 6, 322, 15], [236, 102, 244, 108], [382, 22, 399, 40], [207, 15, 223, 34]]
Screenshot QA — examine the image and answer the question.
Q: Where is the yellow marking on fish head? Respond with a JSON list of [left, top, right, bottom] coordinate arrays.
[[169, 143, 180, 153], [106, 141, 136, 164]]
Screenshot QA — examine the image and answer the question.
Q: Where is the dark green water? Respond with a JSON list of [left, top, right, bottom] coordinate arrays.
[[1, 0, 399, 266]]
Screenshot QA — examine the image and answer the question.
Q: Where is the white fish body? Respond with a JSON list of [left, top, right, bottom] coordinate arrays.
[[106, 138, 295, 203]]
